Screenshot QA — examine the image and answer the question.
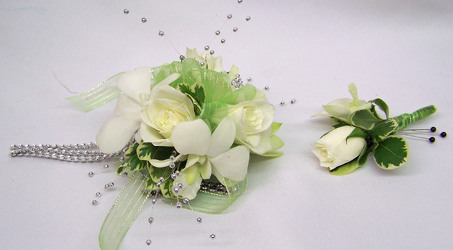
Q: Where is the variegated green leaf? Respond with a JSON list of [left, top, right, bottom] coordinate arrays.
[[373, 136, 409, 169], [347, 127, 368, 140], [136, 142, 157, 161], [372, 98, 389, 119], [124, 142, 139, 159], [160, 179, 177, 199], [351, 109, 382, 130], [330, 157, 360, 176], [371, 119, 398, 142]]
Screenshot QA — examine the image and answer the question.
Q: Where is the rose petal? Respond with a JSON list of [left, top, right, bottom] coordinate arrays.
[[139, 122, 173, 146], [96, 116, 140, 154]]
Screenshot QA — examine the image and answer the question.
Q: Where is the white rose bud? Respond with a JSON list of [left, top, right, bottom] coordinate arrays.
[[312, 126, 366, 170]]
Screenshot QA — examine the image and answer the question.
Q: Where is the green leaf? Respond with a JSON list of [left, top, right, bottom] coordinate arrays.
[[373, 136, 409, 169], [129, 155, 147, 171], [176, 82, 206, 116], [136, 142, 157, 161], [271, 122, 282, 135], [350, 109, 382, 130], [160, 179, 177, 199], [329, 157, 360, 176], [124, 142, 139, 159], [346, 127, 368, 140], [331, 118, 349, 128], [372, 98, 389, 119], [146, 178, 159, 190], [358, 143, 377, 166], [370, 119, 398, 142]]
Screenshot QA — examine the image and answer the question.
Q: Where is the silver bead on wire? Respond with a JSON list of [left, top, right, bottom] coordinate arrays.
[[210, 50, 215, 55], [141, 18, 147, 23], [210, 234, 216, 239], [179, 55, 185, 62], [238, 0, 243, 3], [227, 14, 232, 19], [123, 9, 129, 14], [104, 164, 109, 168], [215, 30, 220, 35], [247, 77, 252, 81], [176, 201, 182, 208], [158, 31, 164, 36], [291, 99, 296, 104], [246, 16, 251, 21], [96, 192, 102, 197], [158, 177, 164, 182], [197, 217, 202, 223], [146, 239, 152, 245], [233, 27, 238, 32], [280, 101, 285, 105], [204, 45, 210, 50], [148, 217, 154, 224], [88, 172, 94, 177], [92, 200, 98, 205], [264, 86, 269, 90], [221, 39, 225, 44], [183, 198, 189, 204]]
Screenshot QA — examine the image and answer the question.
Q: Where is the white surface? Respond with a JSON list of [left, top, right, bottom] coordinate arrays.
[[1, 0, 453, 249]]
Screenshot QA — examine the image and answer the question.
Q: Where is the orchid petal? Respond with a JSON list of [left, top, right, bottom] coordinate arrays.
[[171, 119, 211, 155], [207, 118, 236, 157], [199, 160, 212, 179], [96, 116, 140, 154], [149, 154, 186, 168], [116, 67, 153, 103], [172, 168, 202, 200], [114, 94, 141, 119], [210, 146, 250, 182]]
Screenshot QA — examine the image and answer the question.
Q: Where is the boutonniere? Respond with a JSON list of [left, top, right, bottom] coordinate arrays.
[[312, 83, 446, 175]]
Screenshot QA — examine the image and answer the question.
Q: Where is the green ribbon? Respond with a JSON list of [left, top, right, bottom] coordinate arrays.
[[162, 178, 247, 213], [99, 174, 150, 250], [99, 174, 247, 249], [65, 72, 124, 112]]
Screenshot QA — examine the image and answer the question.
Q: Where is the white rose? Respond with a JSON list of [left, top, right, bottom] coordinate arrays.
[[314, 83, 371, 122], [312, 126, 366, 170], [139, 78, 196, 146], [228, 91, 275, 155]]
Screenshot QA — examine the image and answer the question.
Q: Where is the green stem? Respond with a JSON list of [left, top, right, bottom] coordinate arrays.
[[391, 105, 437, 130]]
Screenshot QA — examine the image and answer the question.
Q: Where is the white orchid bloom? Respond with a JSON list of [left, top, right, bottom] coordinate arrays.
[[96, 68, 181, 153], [169, 118, 250, 200], [314, 83, 371, 123]]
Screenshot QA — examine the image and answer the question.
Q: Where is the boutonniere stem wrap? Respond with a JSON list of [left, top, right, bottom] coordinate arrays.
[[66, 48, 283, 249], [313, 83, 446, 175]]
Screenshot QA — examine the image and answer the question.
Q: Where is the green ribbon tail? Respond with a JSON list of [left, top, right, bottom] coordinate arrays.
[[66, 72, 124, 112], [162, 178, 247, 213], [391, 105, 437, 130], [99, 174, 150, 250]]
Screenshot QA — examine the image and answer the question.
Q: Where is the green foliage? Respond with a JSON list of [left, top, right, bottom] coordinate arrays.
[[370, 119, 398, 142], [346, 127, 368, 140], [372, 98, 389, 119], [329, 157, 360, 176], [350, 109, 382, 130], [373, 136, 409, 169], [160, 179, 177, 199]]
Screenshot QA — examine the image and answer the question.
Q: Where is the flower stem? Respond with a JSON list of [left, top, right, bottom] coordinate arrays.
[[391, 105, 437, 130]]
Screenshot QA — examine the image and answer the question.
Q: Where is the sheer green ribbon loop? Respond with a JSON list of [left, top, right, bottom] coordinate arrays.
[[99, 174, 150, 250], [162, 178, 247, 213], [66, 72, 124, 112]]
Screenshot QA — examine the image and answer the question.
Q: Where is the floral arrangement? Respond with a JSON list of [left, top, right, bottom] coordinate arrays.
[[65, 48, 283, 249], [312, 83, 441, 175]]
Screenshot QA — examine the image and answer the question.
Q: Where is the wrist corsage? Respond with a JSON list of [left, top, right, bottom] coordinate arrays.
[[312, 83, 446, 175], [11, 48, 283, 249]]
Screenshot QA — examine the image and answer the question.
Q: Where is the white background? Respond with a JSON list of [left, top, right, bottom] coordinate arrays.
[[1, 0, 453, 249]]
